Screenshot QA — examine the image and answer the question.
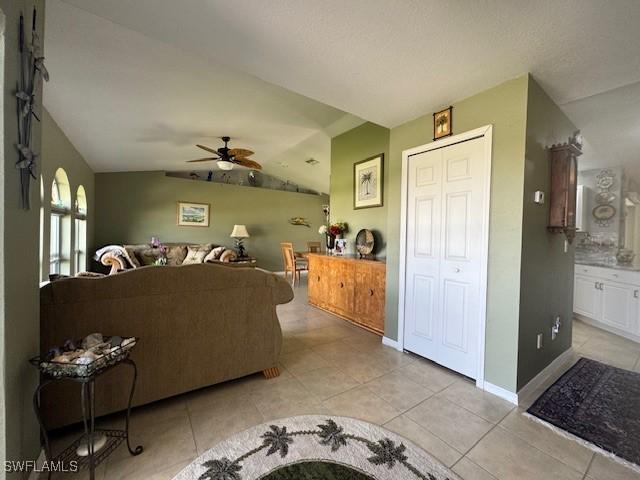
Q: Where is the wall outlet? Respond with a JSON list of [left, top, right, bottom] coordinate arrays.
[[536, 333, 543, 349], [551, 316, 561, 340]]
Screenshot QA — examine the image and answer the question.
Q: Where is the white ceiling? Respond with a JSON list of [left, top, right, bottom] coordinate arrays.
[[560, 81, 640, 177], [48, 0, 640, 187], [44, 0, 364, 194]]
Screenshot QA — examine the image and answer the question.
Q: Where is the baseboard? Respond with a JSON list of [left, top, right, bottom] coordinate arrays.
[[575, 314, 640, 344], [516, 347, 575, 406], [382, 336, 403, 351], [482, 381, 519, 405]]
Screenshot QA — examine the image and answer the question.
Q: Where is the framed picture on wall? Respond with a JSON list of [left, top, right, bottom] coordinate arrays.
[[177, 201, 210, 227], [354, 154, 384, 209], [433, 106, 453, 140]]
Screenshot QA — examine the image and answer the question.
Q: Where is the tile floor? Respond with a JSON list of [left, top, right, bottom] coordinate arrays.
[[46, 279, 640, 480]]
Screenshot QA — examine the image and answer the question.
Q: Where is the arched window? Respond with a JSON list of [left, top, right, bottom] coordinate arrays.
[[74, 185, 88, 273], [50, 168, 71, 275]]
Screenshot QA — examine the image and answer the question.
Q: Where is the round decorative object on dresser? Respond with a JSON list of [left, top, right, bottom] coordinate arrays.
[[355, 229, 375, 257]]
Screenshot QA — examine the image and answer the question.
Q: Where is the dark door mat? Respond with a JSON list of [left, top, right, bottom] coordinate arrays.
[[527, 357, 640, 466]]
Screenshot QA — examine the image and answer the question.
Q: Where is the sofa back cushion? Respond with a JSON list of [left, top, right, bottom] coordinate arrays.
[[135, 247, 162, 266], [166, 245, 188, 266]]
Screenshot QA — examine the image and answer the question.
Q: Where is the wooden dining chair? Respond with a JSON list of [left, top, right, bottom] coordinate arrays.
[[280, 242, 308, 286], [307, 241, 321, 253]]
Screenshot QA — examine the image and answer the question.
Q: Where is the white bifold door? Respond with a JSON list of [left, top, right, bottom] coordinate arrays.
[[403, 136, 489, 379]]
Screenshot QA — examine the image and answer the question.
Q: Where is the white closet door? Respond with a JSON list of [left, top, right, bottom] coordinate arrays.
[[403, 137, 487, 379]]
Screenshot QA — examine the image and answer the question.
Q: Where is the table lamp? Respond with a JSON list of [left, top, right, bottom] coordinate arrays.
[[230, 225, 250, 257]]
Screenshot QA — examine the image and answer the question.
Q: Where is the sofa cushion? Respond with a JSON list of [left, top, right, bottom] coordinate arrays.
[[166, 245, 188, 266], [183, 244, 213, 264], [204, 246, 226, 263]]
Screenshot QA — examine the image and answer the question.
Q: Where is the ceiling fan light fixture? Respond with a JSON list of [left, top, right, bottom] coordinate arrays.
[[217, 160, 234, 171]]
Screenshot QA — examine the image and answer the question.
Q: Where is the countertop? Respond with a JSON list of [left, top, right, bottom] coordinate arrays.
[[575, 260, 640, 273]]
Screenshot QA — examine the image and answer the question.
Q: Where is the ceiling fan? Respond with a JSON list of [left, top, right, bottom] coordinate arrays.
[[187, 136, 262, 171]]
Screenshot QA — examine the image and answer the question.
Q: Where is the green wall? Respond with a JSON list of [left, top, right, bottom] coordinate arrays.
[[517, 77, 576, 389], [330, 75, 576, 393], [95, 172, 328, 272], [330, 76, 530, 392], [330, 122, 390, 256], [0, 0, 45, 474], [385, 75, 529, 393], [41, 108, 95, 279]]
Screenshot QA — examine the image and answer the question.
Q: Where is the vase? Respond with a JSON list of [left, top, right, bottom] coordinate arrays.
[[326, 234, 335, 253]]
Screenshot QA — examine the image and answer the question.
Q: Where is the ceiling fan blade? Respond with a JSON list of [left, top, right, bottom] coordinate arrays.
[[228, 148, 254, 158], [187, 157, 219, 163], [196, 144, 220, 155], [233, 158, 262, 170]]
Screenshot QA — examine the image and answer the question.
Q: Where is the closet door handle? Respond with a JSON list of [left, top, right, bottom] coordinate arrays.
[[594, 281, 599, 290], [369, 289, 374, 296], [317, 275, 320, 282], [340, 282, 344, 288], [634, 290, 639, 299]]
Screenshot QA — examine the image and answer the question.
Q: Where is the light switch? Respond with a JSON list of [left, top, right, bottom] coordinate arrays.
[[534, 191, 545, 204]]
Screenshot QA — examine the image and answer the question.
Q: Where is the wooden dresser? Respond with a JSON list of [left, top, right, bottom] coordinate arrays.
[[307, 253, 385, 335]]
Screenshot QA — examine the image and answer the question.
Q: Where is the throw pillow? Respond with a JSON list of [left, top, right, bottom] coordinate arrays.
[[204, 246, 226, 263], [165, 245, 188, 266], [183, 244, 213, 265]]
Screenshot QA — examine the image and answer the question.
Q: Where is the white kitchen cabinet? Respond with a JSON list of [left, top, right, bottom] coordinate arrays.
[[600, 280, 638, 333], [573, 274, 601, 318], [573, 265, 640, 342]]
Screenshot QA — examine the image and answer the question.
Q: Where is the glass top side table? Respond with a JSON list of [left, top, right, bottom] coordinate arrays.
[[30, 337, 143, 480]]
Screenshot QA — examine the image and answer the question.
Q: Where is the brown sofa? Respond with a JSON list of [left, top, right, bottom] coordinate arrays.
[[40, 263, 293, 429], [97, 243, 237, 274]]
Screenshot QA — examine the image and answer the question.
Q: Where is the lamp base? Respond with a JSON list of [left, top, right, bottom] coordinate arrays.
[[235, 239, 247, 258]]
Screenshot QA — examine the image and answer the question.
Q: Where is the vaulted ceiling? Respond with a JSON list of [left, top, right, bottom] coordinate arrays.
[[47, 0, 640, 187]]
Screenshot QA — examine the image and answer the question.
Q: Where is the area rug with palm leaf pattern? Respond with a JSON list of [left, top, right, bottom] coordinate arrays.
[[173, 415, 459, 480]]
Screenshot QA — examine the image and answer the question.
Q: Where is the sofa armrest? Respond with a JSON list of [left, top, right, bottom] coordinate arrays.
[[270, 273, 295, 305], [219, 250, 237, 263], [101, 253, 127, 275]]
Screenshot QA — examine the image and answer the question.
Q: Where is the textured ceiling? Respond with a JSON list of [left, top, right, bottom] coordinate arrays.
[[60, 0, 640, 128], [49, 0, 640, 186], [44, 0, 364, 194]]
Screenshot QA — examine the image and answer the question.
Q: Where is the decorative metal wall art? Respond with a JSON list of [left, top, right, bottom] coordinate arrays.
[[16, 8, 49, 210], [593, 169, 617, 227]]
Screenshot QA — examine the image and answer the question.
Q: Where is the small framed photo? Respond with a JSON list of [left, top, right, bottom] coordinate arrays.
[[433, 106, 453, 140], [335, 239, 348, 255], [177, 201, 210, 227], [354, 154, 384, 209]]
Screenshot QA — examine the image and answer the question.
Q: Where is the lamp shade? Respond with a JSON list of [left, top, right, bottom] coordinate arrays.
[[217, 160, 234, 171], [230, 224, 250, 238]]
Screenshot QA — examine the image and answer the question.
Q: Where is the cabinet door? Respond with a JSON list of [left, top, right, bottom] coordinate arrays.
[[329, 260, 355, 315], [600, 280, 637, 332], [354, 263, 385, 333], [308, 256, 327, 307], [573, 274, 600, 319]]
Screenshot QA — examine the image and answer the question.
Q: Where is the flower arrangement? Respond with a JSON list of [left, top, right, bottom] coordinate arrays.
[[319, 223, 348, 237], [329, 222, 348, 237]]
